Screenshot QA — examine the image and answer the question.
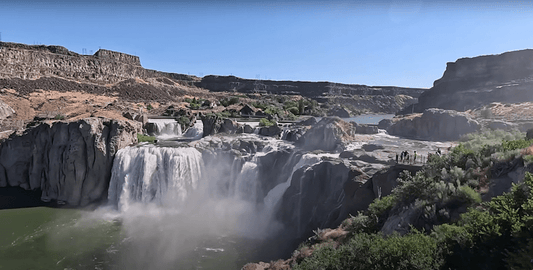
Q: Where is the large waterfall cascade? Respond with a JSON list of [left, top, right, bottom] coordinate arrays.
[[106, 140, 326, 239]]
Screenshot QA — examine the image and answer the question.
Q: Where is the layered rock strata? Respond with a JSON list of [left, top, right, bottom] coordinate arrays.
[[400, 49, 533, 114]]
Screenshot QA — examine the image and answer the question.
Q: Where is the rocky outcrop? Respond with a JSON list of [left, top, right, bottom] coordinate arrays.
[[258, 125, 282, 137], [0, 42, 198, 85], [400, 49, 533, 114], [296, 117, 356, 151], [198, 75, 424, 113], [353, 122, 379, 134], [387, 109, 480, 141], [328, 106, 350, 117], [277, 159, 367, 237], [0, 99, 14, 120], [0, 118, 139, 206]]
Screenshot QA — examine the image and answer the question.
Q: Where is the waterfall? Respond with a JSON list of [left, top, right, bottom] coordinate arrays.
[[263, 153, 320, 210], [107, 139, 318, 240], [183, 120, 204, 139], [147, 118, 183, 139], [108, 145, 203, 211]]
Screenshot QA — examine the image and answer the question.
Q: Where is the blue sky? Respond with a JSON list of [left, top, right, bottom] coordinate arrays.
[[1, 0, 532, 88]]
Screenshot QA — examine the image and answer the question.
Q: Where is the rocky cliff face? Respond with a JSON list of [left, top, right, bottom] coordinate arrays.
[[277, 159, 363, 237], [198, 75, 424, 98], [0, 118, 140, 206], [386, 108, 480, 141], [198, 75, 424, 113], [0, 42, 198, 84], [400, 49, 533, 114]]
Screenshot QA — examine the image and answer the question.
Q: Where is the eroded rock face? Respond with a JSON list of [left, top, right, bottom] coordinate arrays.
[[0, 118, 139, 206], [400, 49, 533, 114], [0, 42, 197, 84], [387, 109, 480, 141], [277, 159, 366, 237], [328, 106, 350, 117], [296, 117, 356, 151]]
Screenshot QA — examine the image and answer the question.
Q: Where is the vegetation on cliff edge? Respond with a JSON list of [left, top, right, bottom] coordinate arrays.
[[293, 130, 533, 270]]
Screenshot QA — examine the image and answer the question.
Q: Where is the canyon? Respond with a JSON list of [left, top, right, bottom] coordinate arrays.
[[1, 42, 533, 269]]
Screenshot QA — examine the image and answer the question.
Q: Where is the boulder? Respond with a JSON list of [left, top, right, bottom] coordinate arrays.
[[328, 106, 350, 117], [354, 123, 379, 134], [243, 124, 254, 133], [281, 127, 308, 142], [527, 128, 533, 140], [296, 117, 356, 151], [387, 108, 480, 141], [259, 125, 282, 137], [220, 118, 240, 134], [378, 118, 393, 130], [200, 114, 223, 137], [0, 99, 14, 120], [297, 117, 318, 126], [0, 118, 140, 206], [144, 122, 159, 136], [361, 144, 384, 152]]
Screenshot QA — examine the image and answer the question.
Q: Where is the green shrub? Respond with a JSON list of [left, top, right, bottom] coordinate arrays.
[[189, 103, 201, 110], [287, 106, 299, 115], [264, 105, 283, 117], [343, 213, 372, 234], [54, 114, 65, 120], [259, 118, 276, 127], [501, 138, 533, 151], [455, 185, 482, 204], [146, 104, 153, 110], [220, 97, 240, 107], [137, 133, 156, 143], [523, 155, 533, 165], [294, 232, 441, 270], [251, 102, 267, 110], [176, 116, 190, 128]]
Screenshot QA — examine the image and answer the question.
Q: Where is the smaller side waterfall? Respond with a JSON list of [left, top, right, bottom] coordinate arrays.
[[147, 118, 183, 139], [263, 153, 321, 213], [183, 120, 204, 139]]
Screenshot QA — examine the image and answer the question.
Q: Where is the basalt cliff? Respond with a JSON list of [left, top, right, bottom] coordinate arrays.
[[400, 49, 533, 114]]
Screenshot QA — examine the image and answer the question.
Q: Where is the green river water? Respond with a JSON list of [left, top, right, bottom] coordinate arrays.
[[0, 207, 271, 270]]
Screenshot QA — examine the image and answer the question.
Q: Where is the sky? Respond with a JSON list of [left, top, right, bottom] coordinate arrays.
[[1, 0, 532, 88]]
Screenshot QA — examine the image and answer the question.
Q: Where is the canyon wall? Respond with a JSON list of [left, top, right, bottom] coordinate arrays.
[[0, 117, 140, 206], [0, 42, 198, 84], [400, 49, 533, 114]]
